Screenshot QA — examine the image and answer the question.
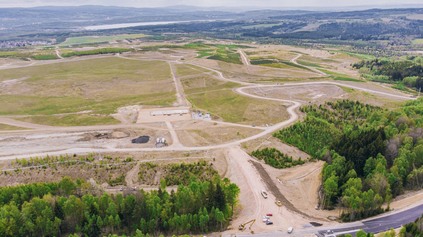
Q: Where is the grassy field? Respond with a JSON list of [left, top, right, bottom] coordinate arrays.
[[0, 49, 58, 60], [0, 57, 175, 121], [16, 114, 119, 126], [250, 57, 312, 71], [175, 64, 288, 125], [412, 38, 423, 45], [182, 43, 244, 64], [320, 69, 362, 82], [59, 34, 146, 47], [61, 48, 132, 57], [0, 123, 26, 130]]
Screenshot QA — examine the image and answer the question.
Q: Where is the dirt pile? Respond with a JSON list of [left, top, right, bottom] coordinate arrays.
[[78, 130, 129, 141]]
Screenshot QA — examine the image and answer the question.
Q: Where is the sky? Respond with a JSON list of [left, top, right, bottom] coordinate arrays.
[[0, 0, 422, 8]]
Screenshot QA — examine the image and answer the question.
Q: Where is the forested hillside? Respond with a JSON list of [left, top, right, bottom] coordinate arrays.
[[275, 99, 423, 221], [353, 56, 423, 91], [0, 176, 239, 236]]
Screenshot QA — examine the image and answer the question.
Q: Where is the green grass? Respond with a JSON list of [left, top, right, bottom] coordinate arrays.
[[320, 69, 362, 82], [31, 54, 59, 60], [251, 58, 312, 71], [0, 124, 26, 130], [0, 51, 29, 58], [16, 114, 119, 126], [297, 60, 322, 68], [184, 43, 244, 64], [187, 89, 287, 124], [0, 50, 58, 60], [61, 48, 131, 57], [0, 57, 175, 117], [59, 34, 146, 47], [344, 52, 376, 60], [412, 38, 423, 45], [175, 63, 287, 125]]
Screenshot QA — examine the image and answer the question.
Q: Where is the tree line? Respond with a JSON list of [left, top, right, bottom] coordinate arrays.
[[251, 148, 305, 169], [0, 176, 239, 236], [353, 56, 423, 90], [275, 99, 423, 221]]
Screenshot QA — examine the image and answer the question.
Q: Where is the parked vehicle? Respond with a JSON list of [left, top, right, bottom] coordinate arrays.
[[288, 227, 293, 233], [265, 220, 273, 225], [261, 190, 268, 199], [266, 213, 273, 216]]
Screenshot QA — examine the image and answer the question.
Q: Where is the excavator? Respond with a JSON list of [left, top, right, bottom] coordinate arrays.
[[238, 219, 256, 234]]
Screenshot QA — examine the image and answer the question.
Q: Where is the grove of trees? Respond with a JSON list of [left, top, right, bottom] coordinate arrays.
[[275, 99, 423, 221], [353, 56, 423, 90], [251, 147, 305, 168], [0, 176, 239, 236]]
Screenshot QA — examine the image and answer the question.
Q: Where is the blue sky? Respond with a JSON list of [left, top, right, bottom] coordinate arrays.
[[0, 0, 422, 8]]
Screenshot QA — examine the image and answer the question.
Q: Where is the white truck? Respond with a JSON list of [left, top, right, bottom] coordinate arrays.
[[288, 227, 293, 234]]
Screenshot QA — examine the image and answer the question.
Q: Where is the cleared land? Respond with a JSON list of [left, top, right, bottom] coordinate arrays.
[[412, 38, 423, 45], [0, 57, 175, 125], [59, 34, 146, 47], [174, 120, 261, 147], [175, 63, 290, 125]]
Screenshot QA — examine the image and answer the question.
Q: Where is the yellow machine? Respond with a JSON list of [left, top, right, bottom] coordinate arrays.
[[275, 200, 283, 206], [238, 219, 256, 234]]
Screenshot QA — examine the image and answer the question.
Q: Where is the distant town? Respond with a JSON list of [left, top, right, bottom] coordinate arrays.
[[0, 40, 52, 49]]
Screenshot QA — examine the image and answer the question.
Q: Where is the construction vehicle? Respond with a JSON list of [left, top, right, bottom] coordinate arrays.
[[275, 200, 282, 206], [238, 219, 256, 234]]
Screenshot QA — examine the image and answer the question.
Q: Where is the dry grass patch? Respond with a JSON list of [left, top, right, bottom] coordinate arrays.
[[0, 123, 27, 131], [0, 57, 176, 118]]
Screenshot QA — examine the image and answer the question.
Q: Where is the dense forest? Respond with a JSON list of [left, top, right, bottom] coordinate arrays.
[[353, 56, 423, 90], [251, 148, 305, 169], [275, 99, 423, 221], [0, 176, 239, 236]]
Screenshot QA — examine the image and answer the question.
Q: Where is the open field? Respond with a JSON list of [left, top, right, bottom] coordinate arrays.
[[59, 34, 146, 47], [174, 64, 290, 125], [16, 114, 119, 126], [0, 57, 175, 125], [174, 120, 261, 147], [412, 38, 423, 45]]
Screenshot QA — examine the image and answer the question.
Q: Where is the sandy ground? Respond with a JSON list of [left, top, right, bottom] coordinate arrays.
[[268, 161, 338, 220], [173, 120, 261, 147], [136, 106, 192, 123], [224, 147, 313, 235], [246, 136, 310, 161], [245, 84, 346, 104], [0, 127, 173, 158]]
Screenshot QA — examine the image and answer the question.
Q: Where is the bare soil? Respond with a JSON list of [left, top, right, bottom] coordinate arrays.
[[173, 120, 261, 147]]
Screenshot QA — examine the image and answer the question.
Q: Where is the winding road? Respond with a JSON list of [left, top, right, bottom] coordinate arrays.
[[0, 52, 420, 236]]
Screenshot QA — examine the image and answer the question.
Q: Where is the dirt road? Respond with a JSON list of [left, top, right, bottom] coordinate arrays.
[[290, 53, 327, 76], [224, 147, 311, 234], [238, 50, 251, 66], [169, 62, 191, 107]]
